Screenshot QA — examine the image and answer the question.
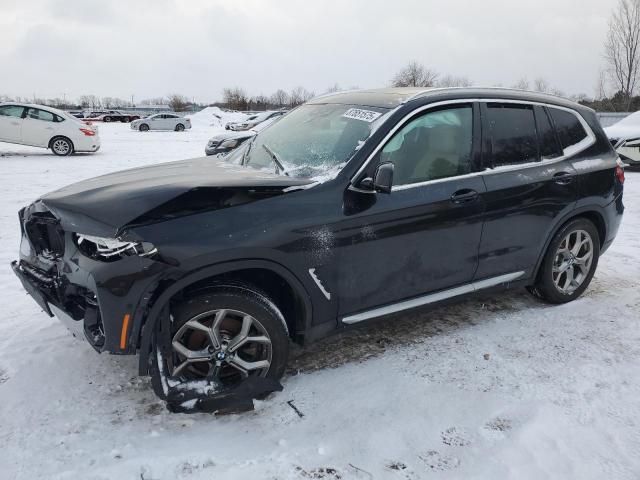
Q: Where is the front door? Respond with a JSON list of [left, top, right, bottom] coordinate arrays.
[[337, 103, 486, 316], [21, 108, 57, 147], [0, 105, 26, 143], [476, 102, 580, 280]]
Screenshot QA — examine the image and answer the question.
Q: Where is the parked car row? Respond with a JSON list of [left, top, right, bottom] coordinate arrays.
[[68, 110, 142, 122], [205, 114, 281, 156], [0, 103, 196, 155], [225, 110, 285, 131]]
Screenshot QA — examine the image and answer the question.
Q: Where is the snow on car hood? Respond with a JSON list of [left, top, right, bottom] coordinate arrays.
[[38, 157, 313, 236]]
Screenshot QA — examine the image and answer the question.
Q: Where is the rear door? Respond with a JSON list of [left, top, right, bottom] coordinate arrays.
[[0, 105, 26, 142], [475, 102, 580, 280], [21, 108, 58, 147]]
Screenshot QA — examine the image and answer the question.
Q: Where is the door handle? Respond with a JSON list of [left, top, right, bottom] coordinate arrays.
[[553, 171, 574, 185], [11, 121, 20, 126], [450, 189, 479, 204]]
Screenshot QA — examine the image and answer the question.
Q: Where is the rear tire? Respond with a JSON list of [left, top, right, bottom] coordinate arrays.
[[104, 116, 111, 122], [175, 123, 185, 132], [139, 123, 149, 132], [150, 286, 289, 404], [50, 137, 74, 156], [528, 218, 600, 304]]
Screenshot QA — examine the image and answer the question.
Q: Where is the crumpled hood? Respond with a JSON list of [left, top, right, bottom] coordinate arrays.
[[39, 157, 312, 236]]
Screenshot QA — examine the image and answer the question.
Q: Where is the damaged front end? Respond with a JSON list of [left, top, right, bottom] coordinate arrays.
[[12, 201, 169, 353]]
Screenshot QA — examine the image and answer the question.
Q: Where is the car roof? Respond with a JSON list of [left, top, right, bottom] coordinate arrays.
[[0, 102, 70, 116], [308, 87, 589, 112]]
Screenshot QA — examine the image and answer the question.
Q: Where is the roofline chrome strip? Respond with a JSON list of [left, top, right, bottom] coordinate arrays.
[[350, 98, 597, 188], [341, 271, 525, 325]]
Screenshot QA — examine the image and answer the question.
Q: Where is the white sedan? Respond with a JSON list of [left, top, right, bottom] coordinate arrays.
[[130, 113, 191, 132], [0, 102, 100, 156], [604, 112, 640, 167]]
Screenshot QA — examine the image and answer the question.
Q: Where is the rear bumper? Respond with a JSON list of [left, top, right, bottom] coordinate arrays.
[[601, 191, 624, 255]]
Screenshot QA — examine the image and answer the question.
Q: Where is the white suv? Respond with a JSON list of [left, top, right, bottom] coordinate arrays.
[[0, 103, 100, 156]]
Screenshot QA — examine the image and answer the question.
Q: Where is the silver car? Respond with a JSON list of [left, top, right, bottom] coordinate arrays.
[[130, 113, 191, 132], [225, 110, 285, 131]]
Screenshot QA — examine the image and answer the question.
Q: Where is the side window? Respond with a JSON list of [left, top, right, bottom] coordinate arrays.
[[380, 105, 473, 186], [0, 105, 25, 118], [486, 103, 538, 167], [535, 107, 562, 160], [27, 108, 55, 122], [548, 108, 589, 152]]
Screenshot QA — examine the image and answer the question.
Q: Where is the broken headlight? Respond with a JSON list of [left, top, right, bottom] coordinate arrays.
[[75, 234, 157, 261]]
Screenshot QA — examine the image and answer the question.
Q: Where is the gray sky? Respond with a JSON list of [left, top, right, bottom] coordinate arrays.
[[0, 0, 616, 103]]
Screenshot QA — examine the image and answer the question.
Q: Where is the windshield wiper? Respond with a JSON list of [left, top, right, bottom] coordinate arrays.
[[262, 143, 289, 176]]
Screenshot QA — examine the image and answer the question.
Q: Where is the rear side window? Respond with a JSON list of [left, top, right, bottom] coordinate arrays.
[[486, 103, 538, 167], [27, 108, 55, 122], [536, 107, 562, 159], [0, 105, 25, 118], [548, 108, 588, 152]]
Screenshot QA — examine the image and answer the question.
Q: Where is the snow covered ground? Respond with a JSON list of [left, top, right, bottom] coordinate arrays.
[[0, 113, 639, 479]]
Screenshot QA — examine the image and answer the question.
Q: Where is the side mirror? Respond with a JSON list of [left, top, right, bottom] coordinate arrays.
[[357, 162, 394, 194], [373, 162, 394, 194], [616, 137, 640, 164]]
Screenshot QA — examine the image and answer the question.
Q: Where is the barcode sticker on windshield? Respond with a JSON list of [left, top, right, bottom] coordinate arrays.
[[342, 108, 382, 123]]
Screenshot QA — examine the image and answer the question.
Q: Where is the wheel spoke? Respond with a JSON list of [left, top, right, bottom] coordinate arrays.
[[171, 339, 210, 361], [209, 309, 226, 350], [227, 355, 270, 376], [227, 314, 253, 352]]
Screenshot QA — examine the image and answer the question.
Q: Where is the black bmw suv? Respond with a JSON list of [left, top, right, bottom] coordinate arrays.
[[12, 88, 625, 409]]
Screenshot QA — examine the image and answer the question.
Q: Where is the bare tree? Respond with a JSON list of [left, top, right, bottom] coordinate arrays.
[[270, 89, 289, 108], [595, 69, 609, 100], [167, 94, 190, 112], [289, 86, 314, 107], [391, 61, 438, 87], [512, 77, 530, 90], [140, 97, 166, 106], [605, 0, 640, 108], [222, 87, 249, 110], [324, 83, 342, 93], [79, 95, 101, 108], [533, 77, 550, 93], [437, 75, 472, 88]]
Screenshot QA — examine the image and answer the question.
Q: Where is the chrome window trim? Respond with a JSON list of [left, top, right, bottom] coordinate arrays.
[[341, 271, 525, 325], [350, 98, 597, 192]]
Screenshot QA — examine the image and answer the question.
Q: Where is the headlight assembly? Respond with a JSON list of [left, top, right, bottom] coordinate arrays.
[[76, 234, 157, 261]]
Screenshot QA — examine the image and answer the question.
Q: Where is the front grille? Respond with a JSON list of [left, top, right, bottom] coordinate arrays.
[[25, 211, 65, 256]]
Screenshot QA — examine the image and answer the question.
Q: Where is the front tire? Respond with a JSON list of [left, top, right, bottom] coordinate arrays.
[[50, 137, 74, 156], [528, 218, 600, 304], [139, 123, 149, 132], [150, 286, 289, 404]]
